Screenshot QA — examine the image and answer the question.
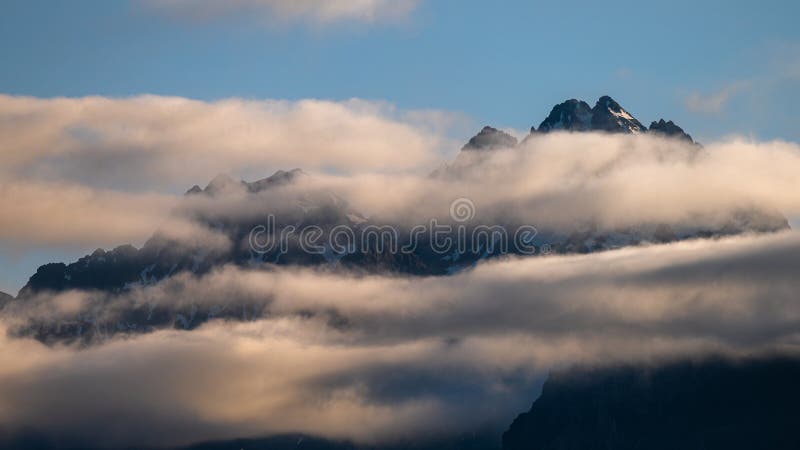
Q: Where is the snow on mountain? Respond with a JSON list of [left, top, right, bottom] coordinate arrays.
[[590, 95, 647, 133]]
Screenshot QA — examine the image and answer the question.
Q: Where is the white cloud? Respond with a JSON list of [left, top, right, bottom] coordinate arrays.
[[685, 81, 750, 114], [2, 231, 800, 447], [4, 114, 800, 250], [144, 0, 421, 25], [0, 180, 234, 251], [0, 94, 451, 190]]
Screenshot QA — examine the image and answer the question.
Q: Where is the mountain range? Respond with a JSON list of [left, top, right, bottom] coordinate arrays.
[[3, 96, 789, 342], [0, 95, 796, 450], [462, 95, 695, 153]]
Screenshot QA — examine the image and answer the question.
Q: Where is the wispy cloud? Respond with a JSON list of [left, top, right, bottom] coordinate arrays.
[[144, 0, 421, 26], [685, 81, 750, 114]]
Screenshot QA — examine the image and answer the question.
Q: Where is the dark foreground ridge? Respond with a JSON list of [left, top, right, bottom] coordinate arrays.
[[2, 357, 797, 450], [503, 356, 800, 450]]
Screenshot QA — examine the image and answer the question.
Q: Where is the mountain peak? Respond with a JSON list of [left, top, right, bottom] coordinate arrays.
[[461, 126, 518, 151], [535, 99, 593, 133], [187, 169, 308, 197], [184, 185, 203, 196], [532, 96, 647, 135], [590, 95, 646, 133], [649, 119, 695, 143], [245, 168, 307, 192], [596, 95, 621, 111], [203, 173, 240, 195]]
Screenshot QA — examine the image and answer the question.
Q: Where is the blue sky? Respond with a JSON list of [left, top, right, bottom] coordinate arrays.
[[2, 0, 799, 142], [1, 0, 799, 294]]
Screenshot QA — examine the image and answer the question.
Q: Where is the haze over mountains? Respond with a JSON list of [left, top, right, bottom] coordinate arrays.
[[2, 96, 789, 343], [4, 97, 781, 288], [0, 96, 797, 450]]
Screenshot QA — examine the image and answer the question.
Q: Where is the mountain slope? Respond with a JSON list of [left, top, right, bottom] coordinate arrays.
[[590, 95, 647, 133], [461, 126, 518, 151], [503, 356, 800, 450], [649, 118, 695, 143]]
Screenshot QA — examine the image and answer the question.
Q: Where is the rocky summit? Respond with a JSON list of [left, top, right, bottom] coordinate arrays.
[[461, 126, 518, 151], [649, 118, 695, 143], [462, 96, 697, 150]]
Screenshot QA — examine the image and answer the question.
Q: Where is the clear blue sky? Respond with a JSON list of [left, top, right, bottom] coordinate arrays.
[[2, 0, 799, 141], [1, 0, 799, 294]]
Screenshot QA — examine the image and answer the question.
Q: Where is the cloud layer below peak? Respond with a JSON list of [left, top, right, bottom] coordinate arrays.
[[2, 231, 800, 447]]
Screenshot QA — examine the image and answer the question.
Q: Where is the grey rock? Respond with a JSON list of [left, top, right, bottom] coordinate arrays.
[[649, 118, 695, 143], [462, 126, 518, 151]]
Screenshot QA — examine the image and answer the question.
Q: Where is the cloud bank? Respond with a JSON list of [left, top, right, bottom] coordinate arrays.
[[2, 92, 800, 447], [3, 92, 800, 252], [0, 94, 449, 190], [2, 231, 800, 447], [0, 93, 454, 250]]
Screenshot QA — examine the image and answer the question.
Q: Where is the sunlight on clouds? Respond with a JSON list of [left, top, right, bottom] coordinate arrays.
[[2, 232, 800, 447], [685, 81, 750, 114], [144, 0, 421, 25], [0, 94, 449, 190]]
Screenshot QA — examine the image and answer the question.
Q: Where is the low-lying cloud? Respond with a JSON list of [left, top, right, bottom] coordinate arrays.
[[2, 231, 800, 447], [2, 92, 800, 446]]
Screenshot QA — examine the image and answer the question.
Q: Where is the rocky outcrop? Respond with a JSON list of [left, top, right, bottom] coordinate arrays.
[[590, 95, 647, 133], [534, 99, 594, 133], [462, 126, 518, 151], [649, 118, 695, 143], [503, 356, 800, 450]]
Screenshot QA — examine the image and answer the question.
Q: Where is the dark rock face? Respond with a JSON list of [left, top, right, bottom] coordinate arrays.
[[184, 184, 203, 195], [503, 356, 800, 450], [176, 431, 499, 450], [535, 99, 594, 133], [590, 95, 647, 133], [20, 263, 71, 294], [0, 431, 500, 450], [462, 126, 518, 151], [19, 246, 143, 298], [534, 96, 694, 137], [649, 118, 695, 143]]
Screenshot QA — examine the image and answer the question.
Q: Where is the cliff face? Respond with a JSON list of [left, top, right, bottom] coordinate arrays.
[[503, 356, 800, 450]]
